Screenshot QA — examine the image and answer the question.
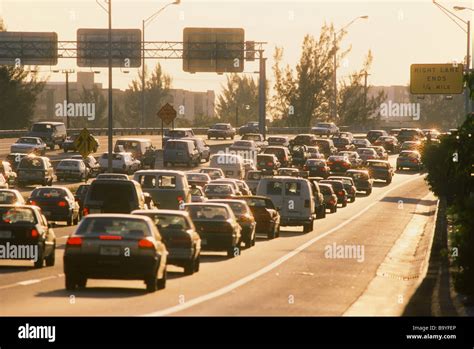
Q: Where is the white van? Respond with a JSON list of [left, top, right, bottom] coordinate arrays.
[[256, 176, 315, 233], [209, 153, 245, 180]]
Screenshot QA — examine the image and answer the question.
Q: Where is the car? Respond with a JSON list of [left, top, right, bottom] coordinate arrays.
[[96, 173, 129, 180], [263, 146, 292, 167], [228, 179, 252, 196], [229, 140, 259, 154], [74, 184, 90, 218], [338, 151, 362, 167], [320, 179, 348, 207], [241, 133, 267, 149], [63, 214, 167, 292], [277, 167, 300, 177], [27, 121, 67, 150], [304, 159, 330, 178], [163, 128, 196, 144], [71, 155, 101, 177], [240, 196, 281, 239], [290, 134, 318, 147], [132, 209, 201, 275], [332, 136, 355, 151], [199, 167, 225, 180], [184, 203, 242, 257], [400, 141, 423, 152], [238, 121, 261, 136], [186, 172, 211, 188], [242, 158, 257, 173], [0, 189, 25, 205], [114, 138, 152, 162], [82, 178, 152, 215], [182, 137, 210, 163], [366, 130, 388, 144], [16, 155, 54, 187], [56, 159, 89, 182], [291, 145, 310, 167], [327, 176, 357, 203], [209, 153, 245, 179], [374, 136, 399, 153], [210, 179, 243, 196], [314, 139, 338, 158], [163, 139, 200, 167], [6, 153, 28, 172], [207, 123, 235, 140], [390, 128, 401, 137], [366, 160, 394, 184], [98, 152, 141, 174], [244, 170, 262, 194], [64, 134, 100, 153], [369, 146, 389, 160], [352, 138, 372, 149], [134, 170, 191, 210], [256, 177, 315, 233], [0, 174, 8, 189], [326, 155, 351, 173], [307, 146, 324, 159], [306, 178, 327, 219], [0, 205, 56, 268], [319, 183, 338, 213], [356, 148, 378, 163], [267, 136, 290, 147], [203, 183, 237, 199], [208, 199, 256, 248], [10, 137, 47, 155], [189, 185, 207, 202], [345, 169, 373, 195], [256, 154, 280, 175], [337, 131, 354, 141], [396, 150, 423, 171], [397, 128, 426, 143], [28, 186, 80, 225], [311, 122, 339, 136]]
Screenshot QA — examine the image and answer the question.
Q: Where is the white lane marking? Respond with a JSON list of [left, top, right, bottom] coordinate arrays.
[[17, 279, 41, 286], [0, 274, 65, 291], [145, 175, 425, 316]]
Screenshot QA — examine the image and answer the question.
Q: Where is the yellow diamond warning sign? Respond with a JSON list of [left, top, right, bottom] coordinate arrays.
[[410, 63, 464, 94]]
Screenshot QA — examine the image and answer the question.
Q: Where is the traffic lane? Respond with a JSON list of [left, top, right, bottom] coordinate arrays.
[[169, 177, 435, 316], [0, 172, 426, 315]]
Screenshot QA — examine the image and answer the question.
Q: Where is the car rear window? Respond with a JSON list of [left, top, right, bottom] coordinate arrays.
[[319, 185, 332, 195], [369, 162, 388, 168], [58, 160, 80, 167], [285, 182, 301, 196], [90, 182, 134, 201], [266, 181, 283, 195], [76, 217, 151, 237], [186, 205, 229, 220], [0, 192, 16, 204], [205, 184, 232, 194], [349, 172, 369, 180], [31, 188, 67, 199], [187, 173, 208, 182], [19, 157, 44, 169], [0, 207, 36, 224]]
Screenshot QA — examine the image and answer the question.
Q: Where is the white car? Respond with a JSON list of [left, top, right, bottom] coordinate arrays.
[[0, 189, 26, 205], [56, 159, 89, 182], [98, 152, 141, 174], [311, 122, 340, 136], [10, 137, 47, 155]]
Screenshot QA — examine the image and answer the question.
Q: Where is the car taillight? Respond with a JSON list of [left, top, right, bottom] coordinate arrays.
[[138, 238, 154, 249], [303, 165, 308, 170], [267, 162, 273, 166], [31, 229, 39, 238], [58, 201, 67, 207], [177, 196, 184, 202], [329, 198, 335, 204], [29, 200, 37, 206], [99, 235, 122, 240], [82, 207, 89, 216], [67, 236, 82, 246], [338, 191, 344, 195]]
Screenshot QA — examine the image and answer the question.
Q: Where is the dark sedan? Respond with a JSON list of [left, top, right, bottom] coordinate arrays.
[[366, 160, 394, 184], [320, 180, 348, 207], [345, 169, 373, 195], [28, 187, 80, 225], [328, 176, 357, 203], [240, 196, 280, 240], [303, 159, 330, 178], [64, 214, 168, 292], [133, 209, 201, 275], [0, 205, 56, 268], [327, 155, 351, 173]]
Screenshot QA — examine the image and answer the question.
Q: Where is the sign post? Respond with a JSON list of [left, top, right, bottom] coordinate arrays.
[[410, 63, 464, 94], [157, 103, 177, 148]]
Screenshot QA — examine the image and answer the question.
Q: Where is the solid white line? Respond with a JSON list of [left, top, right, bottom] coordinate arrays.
[[17, 279, 41, 286], [145, 174, 425, 316]]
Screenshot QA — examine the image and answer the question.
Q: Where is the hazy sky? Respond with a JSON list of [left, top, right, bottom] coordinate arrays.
[[1, 0, 473, 94]]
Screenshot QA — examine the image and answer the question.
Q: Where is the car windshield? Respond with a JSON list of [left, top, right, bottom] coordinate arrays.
[[17, 138, 37, 144], [213, 201, 247, 215], [358, 149, 376, 155], [399, 152, 419, 159], [0, 207, 36, 224], [0, 192, 16, 204], [320, 185, 332, 195], [31, 124, 52, 132], [186, 205, 229, 220], [307, 160, 324, 166], [167, 130, 187, 137], [268, 137, 285, 143], [76, 217, 151, 237], [31, 188, 67, 199], [233, 141, 252, 147]]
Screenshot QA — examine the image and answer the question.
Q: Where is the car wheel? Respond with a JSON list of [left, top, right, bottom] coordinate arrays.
[[73, 213, 79, 225], [386, 178, 392, 184], [45, 245, 55, 267], [157, 267, 167, 290], [183, 259, 195, 275], [194, 256, 200, 272], [267, 228, 276, 240], [227, 245, 240, 258], [63, 148, 67, 153], [350, 196, 356, 203], [65, 273, 77, 291], [145, 269, 158, 293], [77, 277, 87, 289], [34, 249, 44, 268], [342, 200, 347, 208], [331, 205, 337, 213], [303, 221, 313, 233], [67, 215, 73, 226]]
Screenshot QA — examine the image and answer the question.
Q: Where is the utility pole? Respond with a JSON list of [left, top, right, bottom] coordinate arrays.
[[258, 50, 266, 140], [235, 105, 239, 128], [107, 0, 113, 172]]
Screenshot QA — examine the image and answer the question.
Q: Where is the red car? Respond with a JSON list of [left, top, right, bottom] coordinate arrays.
[[326, 155, 351, 173]]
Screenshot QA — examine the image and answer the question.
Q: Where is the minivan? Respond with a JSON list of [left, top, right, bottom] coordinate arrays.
[[133, 170, 190, 210], [27, 121, 67, 150], [256, 176, 315, 233], [209, 153, 245, 180], [17, 156, 54, 186], [163, 139, 200, 167]]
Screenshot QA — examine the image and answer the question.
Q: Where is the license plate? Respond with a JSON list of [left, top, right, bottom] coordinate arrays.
[[100, 246, 121, 256], [201, 239, 207, 245], [90, 209, 101, 214], [0, 230, 11, 239]]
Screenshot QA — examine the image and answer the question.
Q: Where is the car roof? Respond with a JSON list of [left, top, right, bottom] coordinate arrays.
[[184, 202, 231, 208], [33, 121, 64, 125], [134, 169, 185, 176], [132, 209, 190, 217], [84, 213, 152, 220]]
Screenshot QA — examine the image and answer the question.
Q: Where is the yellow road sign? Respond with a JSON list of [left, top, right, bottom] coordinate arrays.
[[410, 63, 464, 94], [73, 128, 98, 159], [157, 103, 177, 125]]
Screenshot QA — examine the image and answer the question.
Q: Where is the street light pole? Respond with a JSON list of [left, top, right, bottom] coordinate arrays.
[[65, 71, 70, 129], [141, 0, 181, 129], [107, 0, 113, 172]]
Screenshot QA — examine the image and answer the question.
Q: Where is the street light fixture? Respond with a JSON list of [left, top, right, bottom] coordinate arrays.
[[332, 15, 368, 120], [141, 0, 181, 128]]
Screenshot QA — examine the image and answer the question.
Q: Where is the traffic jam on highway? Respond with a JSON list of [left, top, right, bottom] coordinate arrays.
[[0, 121, 433, 293]]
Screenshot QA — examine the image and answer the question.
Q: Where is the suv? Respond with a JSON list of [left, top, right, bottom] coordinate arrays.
[[207, 123, 235, 140], [311, 122, 339, 136], [82, 179, 151, 215], [17, 156, 54, 186], [163, 139, 200, 167], [27, 121, 67, 150]]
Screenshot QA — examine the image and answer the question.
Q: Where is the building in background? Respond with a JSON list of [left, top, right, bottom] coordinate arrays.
[[168, 89, 215, 122]]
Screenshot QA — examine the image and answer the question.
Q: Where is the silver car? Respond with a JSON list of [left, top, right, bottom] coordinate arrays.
[[56, 159, 89, 182], [10, 137, 46, 155]]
